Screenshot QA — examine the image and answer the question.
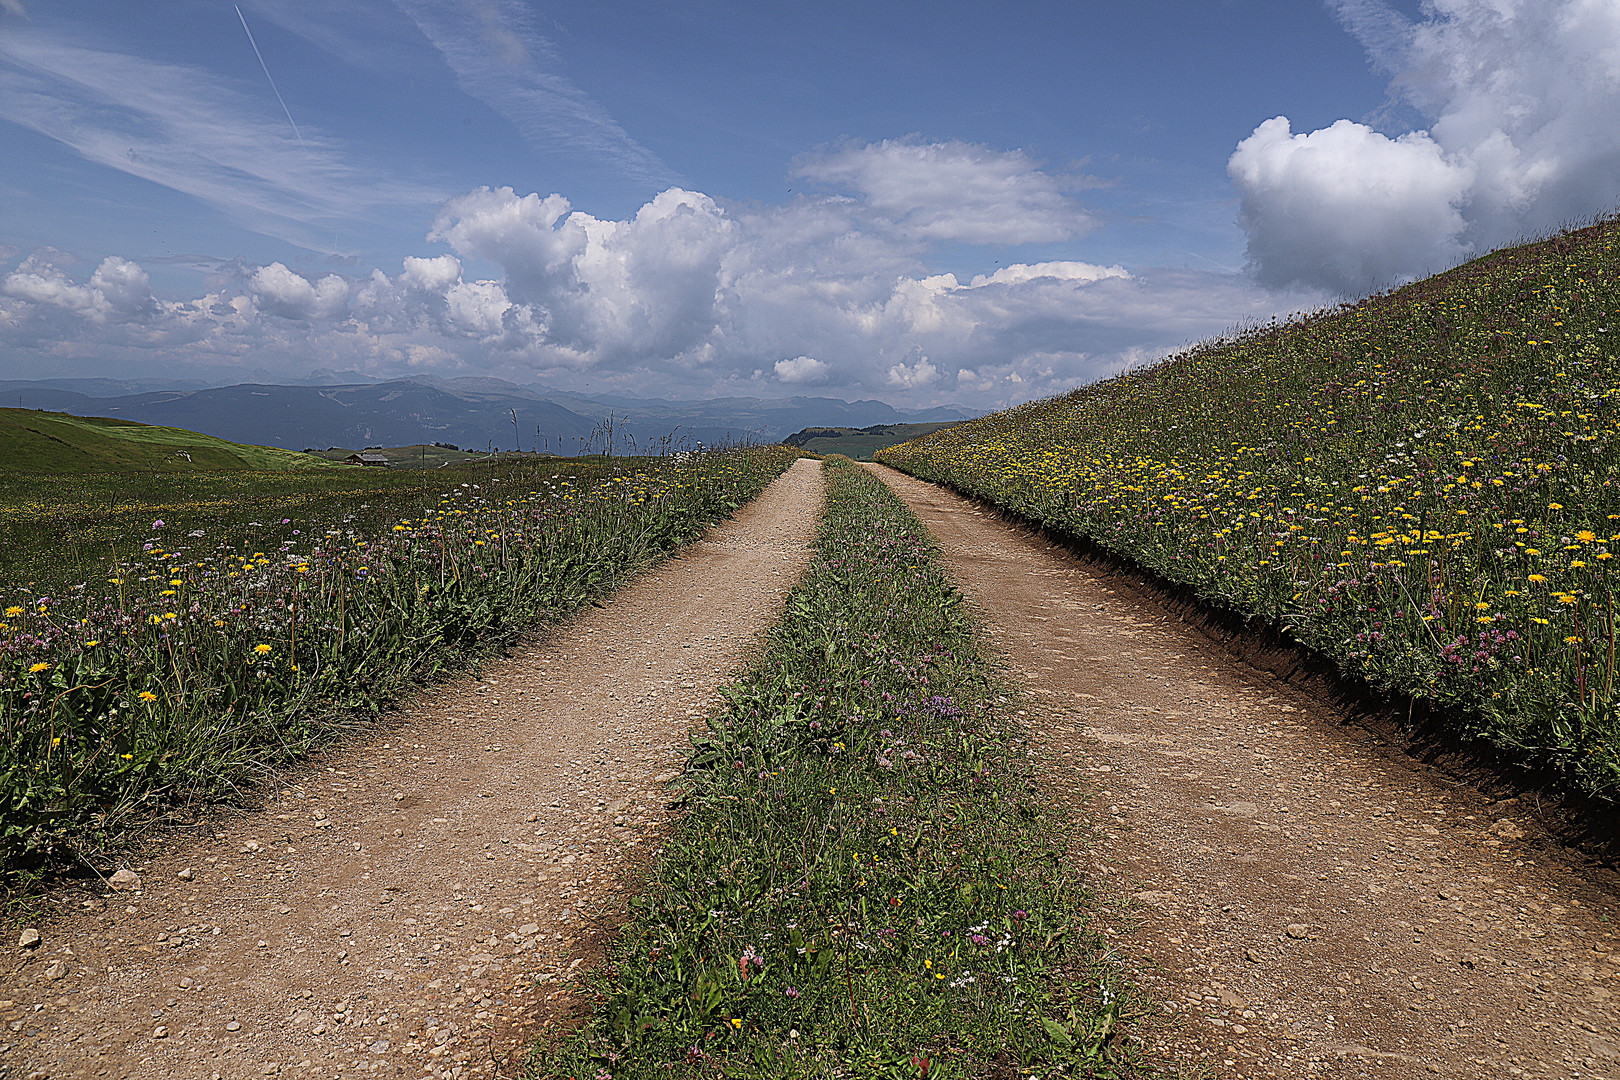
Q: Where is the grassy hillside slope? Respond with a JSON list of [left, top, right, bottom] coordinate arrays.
[[881, 217, 1620, 798], [0, 408, 339, 473]]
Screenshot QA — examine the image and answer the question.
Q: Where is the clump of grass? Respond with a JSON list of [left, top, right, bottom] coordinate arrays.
[[542, 459, 1149, 1079], [0, 448, 799, 886]]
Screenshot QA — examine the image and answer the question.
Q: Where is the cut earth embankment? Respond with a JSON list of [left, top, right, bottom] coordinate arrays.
[[2, 458, 823, 1079], [868, 462, 1620, 1080]]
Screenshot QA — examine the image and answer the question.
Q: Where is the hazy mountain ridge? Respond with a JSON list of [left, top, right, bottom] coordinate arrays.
[[0, 377, 974, 454]]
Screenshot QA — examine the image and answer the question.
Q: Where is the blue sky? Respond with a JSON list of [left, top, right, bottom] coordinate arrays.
[[2, 0, 1617, 408]]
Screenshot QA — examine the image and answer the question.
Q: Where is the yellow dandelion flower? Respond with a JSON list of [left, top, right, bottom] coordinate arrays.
[[138, 691, 158, 702], [29, 662, 50, 674], [253, 643, 273, 655]]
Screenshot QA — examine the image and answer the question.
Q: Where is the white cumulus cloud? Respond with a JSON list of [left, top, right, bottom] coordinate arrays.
[[774, 356, 829, 384], [429, 185, 735, 364], [885, 353, 940, 389], [401, 255, 463, 293], [1229, 117, 1472, 291], [2, 254, 157, 322], [1232, 0, 1620, 294], [248, 262, 351, 319], [444, 280, 513, 337], [968, 261, 1130, 288]]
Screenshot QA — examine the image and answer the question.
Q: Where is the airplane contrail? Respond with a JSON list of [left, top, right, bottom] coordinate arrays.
[[235, 4, 304, 146]]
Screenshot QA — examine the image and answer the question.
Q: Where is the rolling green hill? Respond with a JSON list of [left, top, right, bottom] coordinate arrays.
[[881, 216, 1620, 799], [0, 408, 341, 474], [783, 421, 961, 460]]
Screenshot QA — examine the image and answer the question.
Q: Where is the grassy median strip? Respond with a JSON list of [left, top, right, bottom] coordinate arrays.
[[542, 458, 1148, 1079]]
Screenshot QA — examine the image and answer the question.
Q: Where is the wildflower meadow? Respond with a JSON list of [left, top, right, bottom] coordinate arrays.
[[0, 448, 798, 882], [881, 218, 1620, 798]]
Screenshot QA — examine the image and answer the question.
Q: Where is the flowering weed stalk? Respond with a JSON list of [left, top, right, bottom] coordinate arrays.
[[544, 459, 1147, 1079]]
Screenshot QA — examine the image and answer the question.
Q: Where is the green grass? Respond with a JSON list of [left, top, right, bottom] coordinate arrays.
[[785, 423, 962, 461], [0, 408, 337, 473], [881, 216, 1620, 799], [305, 444, 519, 468], [540, 459, 1150, 1079], [0, 448, 800, 886], [1, 461, 473, 596]]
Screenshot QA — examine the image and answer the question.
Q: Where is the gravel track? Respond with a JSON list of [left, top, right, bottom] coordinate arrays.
[[4, 458, 823, 1080], [868, 463, 1620, 1080]]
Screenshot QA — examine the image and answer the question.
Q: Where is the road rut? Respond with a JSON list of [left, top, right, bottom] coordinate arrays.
[[5, 458, 823, 1080], [869, 463, 1620, 1080]]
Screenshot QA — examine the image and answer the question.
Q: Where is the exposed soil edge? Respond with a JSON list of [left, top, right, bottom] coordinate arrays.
[[873, 464, 1620, 881]]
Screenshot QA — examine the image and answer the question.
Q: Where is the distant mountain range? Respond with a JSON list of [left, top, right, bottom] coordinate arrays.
[[0, 376, 974, 454]]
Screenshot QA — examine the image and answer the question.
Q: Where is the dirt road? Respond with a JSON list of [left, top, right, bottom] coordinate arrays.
[[4, 458, 823, 1080], [869, 464, 1620, 1080]]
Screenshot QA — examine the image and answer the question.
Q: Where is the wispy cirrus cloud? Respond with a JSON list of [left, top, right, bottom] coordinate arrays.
[[234, 0, 431, 77], [795, 138, 1101, 244], [0, 28, 440, 251], [393, 0, 673, 188]]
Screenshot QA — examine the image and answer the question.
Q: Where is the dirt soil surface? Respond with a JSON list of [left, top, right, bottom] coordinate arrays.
[[868, 464, 1620, 1080], [3, 458, 823, 1080]]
